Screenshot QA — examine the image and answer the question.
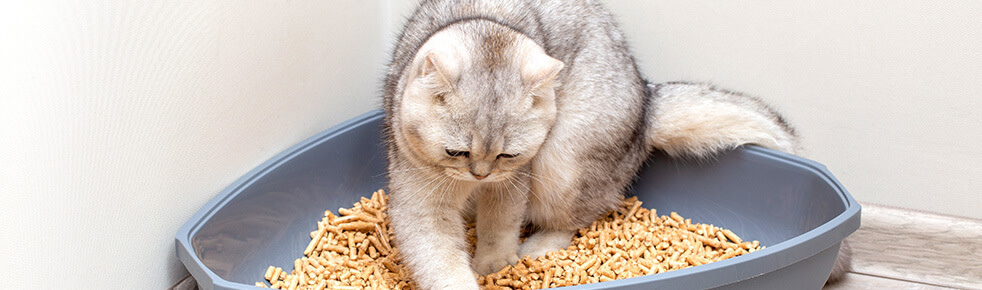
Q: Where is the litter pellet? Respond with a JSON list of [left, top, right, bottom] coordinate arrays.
[[256, 191, 762, 289], [254, 190, 416, 289]]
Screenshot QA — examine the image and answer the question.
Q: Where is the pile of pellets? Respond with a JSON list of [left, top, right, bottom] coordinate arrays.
[[255, 190, 413, 289], [255, 190, 762, 289], [475, 196, 762, 289]]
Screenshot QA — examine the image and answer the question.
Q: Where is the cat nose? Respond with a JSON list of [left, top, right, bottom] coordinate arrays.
[[470, 162, 492, 180]]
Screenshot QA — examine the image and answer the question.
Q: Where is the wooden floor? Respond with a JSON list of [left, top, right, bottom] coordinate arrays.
[[823, 203, 982, 290], [826, 273, 959, 290]]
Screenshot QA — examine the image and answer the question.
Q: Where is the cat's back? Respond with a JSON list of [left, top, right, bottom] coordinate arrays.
[[386, 0, 622, 84]]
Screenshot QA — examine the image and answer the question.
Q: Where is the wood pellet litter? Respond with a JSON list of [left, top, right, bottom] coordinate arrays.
[[255, 190, 762, 289]]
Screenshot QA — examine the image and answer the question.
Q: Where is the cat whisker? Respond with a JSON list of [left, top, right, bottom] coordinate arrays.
[[427, 175, 451, 201], [513, 170, 559, 188], [502, 174, 529, 202], [434, 175, 453, 201], [514, 173, 533, 192], [405, 171, 445, 201], [498, 176, 516, 201]]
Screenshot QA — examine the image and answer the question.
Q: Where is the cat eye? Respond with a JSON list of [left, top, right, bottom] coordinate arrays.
[[445, 149, 469, 158], [496, 153, 519, 159]]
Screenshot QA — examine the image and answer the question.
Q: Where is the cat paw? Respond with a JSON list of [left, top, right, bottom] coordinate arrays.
[[431, 275, 480, 290], [518, 230, 575, 258], [420, 266, 480, 290], [473, 250, 520, 275]]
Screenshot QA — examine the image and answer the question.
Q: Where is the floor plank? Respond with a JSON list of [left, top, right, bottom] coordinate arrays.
[[824, 273, 958, 290], [168, 275, 198, 290], [846, 204, 982, 289]]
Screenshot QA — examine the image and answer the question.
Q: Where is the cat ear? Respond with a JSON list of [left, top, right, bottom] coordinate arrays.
[[419, 53, 454, 89], [523, 52, 564, 93]]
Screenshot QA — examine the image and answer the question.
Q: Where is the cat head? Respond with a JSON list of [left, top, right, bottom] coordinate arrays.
[[395, 21, 564, 183]]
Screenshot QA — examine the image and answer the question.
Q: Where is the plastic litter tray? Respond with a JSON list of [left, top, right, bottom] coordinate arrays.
[[176, 110, 861, 290]]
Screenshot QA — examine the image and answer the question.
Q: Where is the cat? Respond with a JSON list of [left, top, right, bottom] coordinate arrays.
[[381, 0, 805, 289]]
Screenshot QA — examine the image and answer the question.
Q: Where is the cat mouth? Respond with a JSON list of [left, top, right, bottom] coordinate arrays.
[[443, 168, 504, 182], [461, 173, 494, 182]]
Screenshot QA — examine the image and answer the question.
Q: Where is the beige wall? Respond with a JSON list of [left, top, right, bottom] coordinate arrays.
[[599, 0, 982, 219], [1, 1, 978, 289], [0, 1, 388, 288]]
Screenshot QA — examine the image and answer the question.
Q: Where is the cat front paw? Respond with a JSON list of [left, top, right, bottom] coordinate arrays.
[[430, 274, 480, 290], [473, 250, 520, 275], [518, 230, 575, 259]]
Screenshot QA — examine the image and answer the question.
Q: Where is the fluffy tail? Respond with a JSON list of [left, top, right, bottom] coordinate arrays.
[[646, 82, 800, 158], [646, 82, 856, 284]]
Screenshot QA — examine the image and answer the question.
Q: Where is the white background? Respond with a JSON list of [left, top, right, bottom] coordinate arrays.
[[1, 1, 979, 288]]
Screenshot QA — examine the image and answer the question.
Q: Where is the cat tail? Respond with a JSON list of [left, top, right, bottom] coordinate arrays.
[[645, 81, 800, 159], [646, 83, 855, 284]]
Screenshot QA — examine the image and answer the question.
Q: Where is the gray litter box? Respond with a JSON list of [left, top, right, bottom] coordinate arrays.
[[175, 110, 861, 290]]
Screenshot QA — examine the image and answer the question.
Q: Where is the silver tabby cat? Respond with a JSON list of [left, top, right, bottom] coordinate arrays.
[[381, 1, 815, 289]]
